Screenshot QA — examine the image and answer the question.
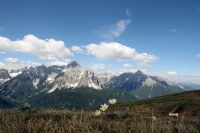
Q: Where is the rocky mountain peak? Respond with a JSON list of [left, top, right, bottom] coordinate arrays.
[[134, 70, 145, 75], [67, 61, 80, 68], [0, 69, 10, 79]]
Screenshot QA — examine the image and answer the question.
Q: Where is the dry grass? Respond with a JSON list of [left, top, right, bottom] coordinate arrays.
[[0, 108, 199, 133]]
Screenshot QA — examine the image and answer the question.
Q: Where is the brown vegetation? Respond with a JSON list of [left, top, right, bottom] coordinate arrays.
[[0, 108, 199, 133]]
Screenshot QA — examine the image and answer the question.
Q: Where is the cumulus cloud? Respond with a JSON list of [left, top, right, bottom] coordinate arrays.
[[85, 42, 158, 66], [1, 57, 40, 70], [0, 34, 71, 59], [134, 53, 158, 63], [85, 42, 136, 61], [71, 45, 84, 54], [91, 63, 112, 71], [123, 63, 133, 68]]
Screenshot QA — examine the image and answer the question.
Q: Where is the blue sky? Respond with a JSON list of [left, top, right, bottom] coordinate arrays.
[[0, 0, 200, 76]]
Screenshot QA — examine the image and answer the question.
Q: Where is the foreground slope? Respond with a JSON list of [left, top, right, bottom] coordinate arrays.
[[0, 90, 199, 132], [115, 90, 200, 119]]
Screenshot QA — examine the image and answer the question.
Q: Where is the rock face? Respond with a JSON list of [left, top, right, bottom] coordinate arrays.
[[104, 71, 184, 99], [9, 69, 23, 78], [67, 61, 80, 68], [0, 61, 184, 101], [105, 71, 147, 91], [0, 65, 65, 100], [48, 64, 101, 93], [0, 69, 10, 85], [0, 61, 102, 100]]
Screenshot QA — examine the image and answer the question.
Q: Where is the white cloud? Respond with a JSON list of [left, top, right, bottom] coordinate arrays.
[[49, 61, 70, 66], [85, 42, 158, 66], [123, 63, 133, 68], [91, 63, 112, 71], [1, 57, 40, 70], [71, 45, 84, 54], [98, 18, 131, 40], [137, 62, 151, 68], [155, 72, 200, 85], [127, 69, 138, 73], [99, 9, 132, 39], [85, 42, 136, 61], [134, 53, 158, 63], [110, 19, 131, 37], [167, 71, 178, 76], [46, 58, 71, 66], [5, 57, 19, 63], [0, 34, 71, 59], [170, 28, 181, 36], [39, 56, 58, 61]]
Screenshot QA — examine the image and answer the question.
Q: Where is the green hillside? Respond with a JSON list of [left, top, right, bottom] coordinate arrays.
[[0, 97, 15, 108], [114, 90, 200, 119], [26, 87, 137, 109]]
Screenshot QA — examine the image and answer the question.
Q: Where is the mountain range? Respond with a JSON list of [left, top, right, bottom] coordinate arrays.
[[0, 61, 187, 109]]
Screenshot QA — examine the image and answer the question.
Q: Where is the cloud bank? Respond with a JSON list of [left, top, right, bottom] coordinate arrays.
[[167, 71, 178, 76], [123, 63, 133, 68], [91, 63, 112, 71], [85, 42, 158, 67], [0, 34, 71, 59], [0, 57, 40, 70]]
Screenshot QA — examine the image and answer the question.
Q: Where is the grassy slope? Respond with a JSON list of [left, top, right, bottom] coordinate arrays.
[[0, 107, 199, 132], [114, 90, 200, 119], [0, 90, 199, 132]]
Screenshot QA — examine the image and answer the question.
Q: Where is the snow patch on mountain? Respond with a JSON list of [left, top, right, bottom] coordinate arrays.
[[33, 79, 40, 89], [48, 84, 58, 93], [0, 78, 10, 85], [88, 80, 101, 89], [48, 66, 102, 92], [142, 77, 157, 87], [97, 72, 121, 85], [178, 84, 184, 89], [9, 71, 22, 78], [46, 73, 58, 83]]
